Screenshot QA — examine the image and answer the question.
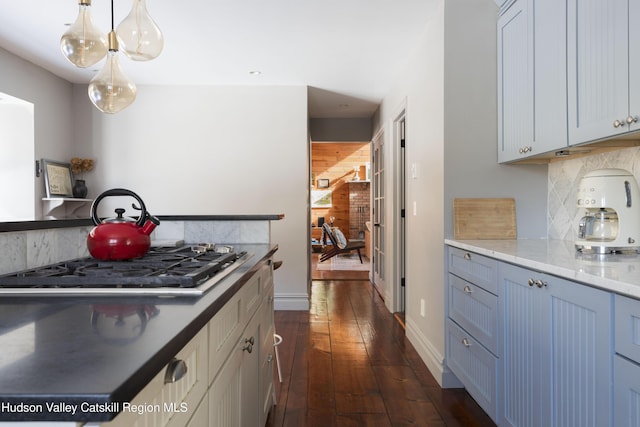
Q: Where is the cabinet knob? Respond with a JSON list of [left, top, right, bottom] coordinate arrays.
[[613, 119, 626, 128], [528, 278, 535, 287], [243, 336, 255, 353], [534, 279, 548, 288], [463, 285, 472, 294], [463, 253, 471, 260], [627, 115, 638, 125], [164, 358, 188, 384], [518, 146, 532, 154], [461, 338, 471, 347]]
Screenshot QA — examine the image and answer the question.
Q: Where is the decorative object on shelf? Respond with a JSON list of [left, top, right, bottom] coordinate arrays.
[[317, 178, 330, 188], [72, 179, 88, 198], [42, 159, 74, 198], [311, 190, 332, 208], [70, 157, 94, 198], [352, 166, 360, 181], [61, 0, 163, 113], [60, 0, 108, 68]]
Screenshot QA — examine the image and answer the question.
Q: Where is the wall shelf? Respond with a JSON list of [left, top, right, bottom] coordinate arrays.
[[42, 198, 92, 220]]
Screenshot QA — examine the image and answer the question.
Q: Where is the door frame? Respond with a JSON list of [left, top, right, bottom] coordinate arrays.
[[391, 107, 406, 314]]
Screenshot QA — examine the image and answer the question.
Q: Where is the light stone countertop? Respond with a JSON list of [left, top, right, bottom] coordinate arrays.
[[445, 239, 640, 300]]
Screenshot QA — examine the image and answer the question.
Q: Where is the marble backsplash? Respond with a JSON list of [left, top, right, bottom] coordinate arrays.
[[548, 146, 640, 241], [0, 220, 271, 275]]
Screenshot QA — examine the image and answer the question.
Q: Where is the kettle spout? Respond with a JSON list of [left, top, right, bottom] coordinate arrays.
[[142, 215, 160, 235]]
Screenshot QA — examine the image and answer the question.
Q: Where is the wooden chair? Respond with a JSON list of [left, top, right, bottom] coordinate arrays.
[[320, 223, 365, 263]]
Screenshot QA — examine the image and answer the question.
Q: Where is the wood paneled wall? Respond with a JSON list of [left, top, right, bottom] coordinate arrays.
[[311, 142, 370, 240]]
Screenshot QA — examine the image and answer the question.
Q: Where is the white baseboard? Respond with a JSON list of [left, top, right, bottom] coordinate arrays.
[[405, 317, 463, 389], [274, 292, 310, 311]]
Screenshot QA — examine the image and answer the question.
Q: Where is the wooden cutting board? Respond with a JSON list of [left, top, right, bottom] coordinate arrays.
[[453, 198, 517, 240]]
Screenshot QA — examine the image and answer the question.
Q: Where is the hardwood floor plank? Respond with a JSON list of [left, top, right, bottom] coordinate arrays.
[[266, 279, 496, 427]]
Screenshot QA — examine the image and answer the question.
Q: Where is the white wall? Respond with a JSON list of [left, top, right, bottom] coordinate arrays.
[[374, 0, 548, 387], [0, 94, 34, 221], [72, 84, 311, 310], [0, 47, 75, 220]]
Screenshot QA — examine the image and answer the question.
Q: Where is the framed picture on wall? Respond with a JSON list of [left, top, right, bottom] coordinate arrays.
[[317, 178, 330, 188], [42, 159, 74, 198], [311, 190, 332, 208]]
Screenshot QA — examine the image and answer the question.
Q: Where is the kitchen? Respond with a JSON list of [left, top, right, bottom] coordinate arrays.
[[1, 0, 639, 425]]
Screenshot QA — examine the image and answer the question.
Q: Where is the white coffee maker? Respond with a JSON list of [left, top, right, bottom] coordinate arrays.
[[575, 168, 640, 254]]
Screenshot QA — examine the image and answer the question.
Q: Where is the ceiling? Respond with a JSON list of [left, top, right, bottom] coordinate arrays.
[[0, 1, 437, 118]]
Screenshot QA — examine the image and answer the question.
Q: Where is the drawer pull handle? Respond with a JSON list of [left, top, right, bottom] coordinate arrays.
[[463, 253, 471, 260], [461, 338, 471, 347], [463, 285, 472, 294], [164, 358, 188, 384]]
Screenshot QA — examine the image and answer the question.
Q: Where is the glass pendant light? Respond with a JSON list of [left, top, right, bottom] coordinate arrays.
[[117, 0, 163, 61], [60, 0, 107, 68], [88, 31, 137, 114]]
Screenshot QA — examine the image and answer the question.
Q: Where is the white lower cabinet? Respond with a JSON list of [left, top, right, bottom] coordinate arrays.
[[207, 260, 274, 427], [100, 327, 209, 427], [209, 309, 261, 427], [99, 258, 274, 427]]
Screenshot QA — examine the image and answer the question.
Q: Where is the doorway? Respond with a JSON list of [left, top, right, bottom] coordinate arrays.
[[310, 141, 371, 280]]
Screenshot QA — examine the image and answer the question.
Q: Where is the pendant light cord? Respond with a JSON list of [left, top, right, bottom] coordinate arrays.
[[110, 0, 114, 31]]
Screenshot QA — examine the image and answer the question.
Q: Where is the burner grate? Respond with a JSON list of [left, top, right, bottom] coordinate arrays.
[[0, 247, 246, 291]]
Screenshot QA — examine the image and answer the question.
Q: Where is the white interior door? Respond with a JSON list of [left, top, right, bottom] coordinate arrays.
[[372, 131, 385, 292]]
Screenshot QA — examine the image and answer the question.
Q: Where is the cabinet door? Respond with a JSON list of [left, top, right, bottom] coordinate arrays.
[[541, 273, 612, 427], [209, 308, 262, 427], [532, 0, 567, 154], [629, 0, 640, 129], [499, 263, 545, 427], [499, 262, 612, 427], [498, 0, 533, 162], [567, 0, 629, 144]]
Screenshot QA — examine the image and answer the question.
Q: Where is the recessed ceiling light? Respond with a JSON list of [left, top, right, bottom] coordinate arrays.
[[249, 70, 262, 76]]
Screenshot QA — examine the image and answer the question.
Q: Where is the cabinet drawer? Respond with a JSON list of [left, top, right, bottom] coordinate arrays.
[[446, 319, 498, 422], [209, 288, 243, 385], [448, 274, 498, 355], [614, 355, 640, 427], [242, 269, 263, 323], [448, 247, 498, 294], [103, 328, 208, 427], [615, 294, 640, 363]]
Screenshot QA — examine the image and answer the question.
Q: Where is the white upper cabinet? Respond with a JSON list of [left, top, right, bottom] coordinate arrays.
[[567, 0, 638, 144], [497, 0, 567, 163]]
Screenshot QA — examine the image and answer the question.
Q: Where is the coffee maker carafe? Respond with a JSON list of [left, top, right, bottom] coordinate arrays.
[[575, 168, 640, 254]]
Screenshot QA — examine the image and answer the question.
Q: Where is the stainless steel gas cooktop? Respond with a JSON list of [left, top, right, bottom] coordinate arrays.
[[0, 245, 253, 297]]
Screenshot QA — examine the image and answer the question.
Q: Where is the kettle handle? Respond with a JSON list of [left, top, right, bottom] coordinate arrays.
[[90, 188, 148, 227]]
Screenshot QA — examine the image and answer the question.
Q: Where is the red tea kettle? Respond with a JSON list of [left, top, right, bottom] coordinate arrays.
[[87, 188, 160, 260]]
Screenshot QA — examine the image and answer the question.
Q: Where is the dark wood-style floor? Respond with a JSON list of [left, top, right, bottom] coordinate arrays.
[[265, 277, 497, 426]]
